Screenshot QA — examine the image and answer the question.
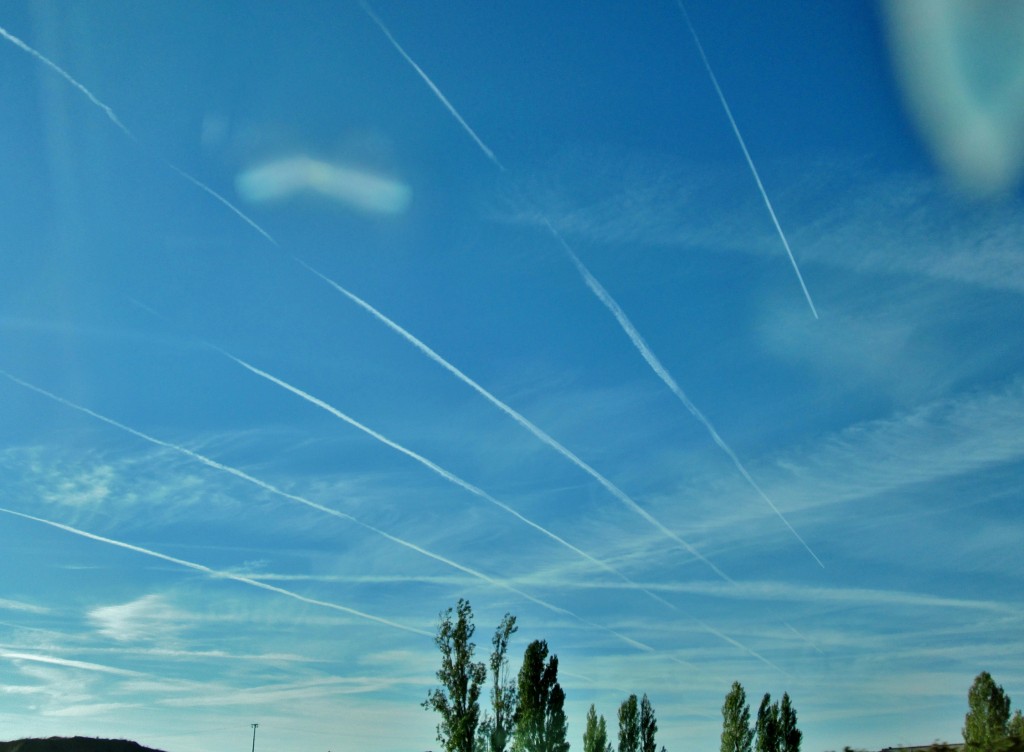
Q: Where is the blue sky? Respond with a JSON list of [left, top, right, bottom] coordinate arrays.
[[1, 2, 1023, 751]]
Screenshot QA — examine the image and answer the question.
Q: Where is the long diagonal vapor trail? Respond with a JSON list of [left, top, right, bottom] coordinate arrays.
[[218, 350, 683, 608], [0, 369, 675, 656], [357, 0, 504, 171], [674, 1, 817, 319], [0, 507, 429, 637], [546, 221, 825, 569], [294, 257, 731, 583], [0, 23, 276, 246]]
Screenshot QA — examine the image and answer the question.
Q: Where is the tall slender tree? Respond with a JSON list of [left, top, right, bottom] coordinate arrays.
[[584, 705, 612, 752], [618, 695, 640, 752], [423, 599, 487, 752], [778, 693, 801, 752], [513, 639, 569, 752], [755, 694, 779, 752], [485, 613, 519, 752], [640, 695, 658, 752], [721, 682, 753, 752], [964, 671, 1012, 752]]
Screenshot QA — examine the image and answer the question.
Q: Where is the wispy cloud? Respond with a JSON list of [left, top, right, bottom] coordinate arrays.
[[0, 598, 51, 615], [0, 507, 431, 637], [88, 594, 190, 644], [0, 650, 146, 678]]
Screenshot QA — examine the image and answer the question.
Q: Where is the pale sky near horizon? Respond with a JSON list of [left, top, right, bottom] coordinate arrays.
[[1, 2, 1023, 752]]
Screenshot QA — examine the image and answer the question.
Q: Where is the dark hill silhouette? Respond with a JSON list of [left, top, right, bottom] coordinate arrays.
[[0, 738, 167, 752]]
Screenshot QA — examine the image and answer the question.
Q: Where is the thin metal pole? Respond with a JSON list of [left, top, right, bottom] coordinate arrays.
[[251, 723, 258, 752]]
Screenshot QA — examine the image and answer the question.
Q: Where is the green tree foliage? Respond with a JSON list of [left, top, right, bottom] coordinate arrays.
[[423, 599, 487, 752], [964, 671, 1012, 752], [1010, 710, 1024, 741], [721, 682, 754, 752], [756, 694, 779, 752], [618, 695, 640, 752], [584, 705, 612, 752], [513, 639, 569, 752], [640, 695, 658, 752], [779, 693, 801, 752], [484, 613, 519, 752]]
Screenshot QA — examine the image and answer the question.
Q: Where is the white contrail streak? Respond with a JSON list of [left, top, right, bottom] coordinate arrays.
[[357, 0, 504, 171], [294, 257, 731, 583], [219, 351, 682, 608], [0, 368, 679, 656], [164, 162, 278, 246], [545, 221, 824, 568], [0, 23, 276, 245], [674, 1, 818, 319], [0, 24, 132, 138], [0, 507, 430, 637]]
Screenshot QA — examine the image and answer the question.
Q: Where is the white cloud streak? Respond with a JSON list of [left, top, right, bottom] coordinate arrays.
[[0, 507, 430, 637], [0, 651, 146, 677], [544, 220, 824, 569], [221, 351, 682, 608], [357, 0, 504, 171], [293, 258, 731, 585], [0, 369, 679, 658], [0, 24, 132, 137], [0, 23, 276, 245], [674, 1, 818, 319]]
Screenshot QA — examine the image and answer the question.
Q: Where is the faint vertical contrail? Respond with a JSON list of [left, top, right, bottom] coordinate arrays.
[[219, 351, 695, 599], [357, 0, 505, 171], [0, 23, 276, 245], [674, 1, 818, 319], [294, 256, 731, 582], [0, 507, 431, 636], [545, 220, 824, 568]]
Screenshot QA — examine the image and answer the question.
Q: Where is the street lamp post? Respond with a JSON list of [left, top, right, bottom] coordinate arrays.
[[251, 723, 258, 752]]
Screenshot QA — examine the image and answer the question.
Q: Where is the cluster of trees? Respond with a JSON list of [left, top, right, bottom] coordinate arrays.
[[422, 600, 663, 752], [720, 681, 801, 752], [963, 672, 1024, 752]]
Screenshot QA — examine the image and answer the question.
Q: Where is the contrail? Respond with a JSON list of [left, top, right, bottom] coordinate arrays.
[[293, 257, 731, 583], [0, 23, 275, 245], [164, 162, 278, 246], [220, 351, 683, 607], [0, 368, 681, 655], [357, 0, 504, 171], [545, 221, 825, 568], [0, 507, 430, 637], [674, 1, 817, 319], [0, 23, 132, 138]]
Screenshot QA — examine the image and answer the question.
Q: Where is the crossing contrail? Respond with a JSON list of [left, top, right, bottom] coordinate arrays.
[[0, 507, 430, 637], [546, 221, 824, 568], [0, 368, 692, 657], [357, 0, 504, 171], [0, 23, 276, 245], [674, 1, 818, 319], [0, 368, 614, 619], [294, 256, 731, 582], [219, 351, 686, 605]]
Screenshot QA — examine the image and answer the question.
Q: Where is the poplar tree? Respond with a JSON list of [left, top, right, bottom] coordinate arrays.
[[964, 672, 1012, 752], [584, 705, 612, 752], [618, 695, 640, 752], [513, 640, 569, 752], [640, 694, 658, 752], [423, 599, 487, 752], [779, 693, 801, 752], [721, 682, 754, 752], [756, 694, 779, 752]]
